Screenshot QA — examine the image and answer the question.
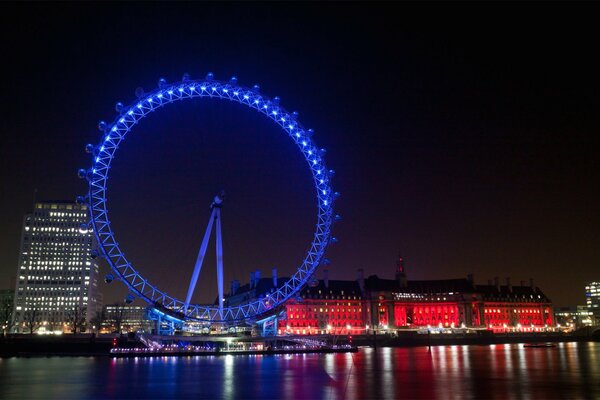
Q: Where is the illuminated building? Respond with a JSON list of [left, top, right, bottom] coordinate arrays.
[[554, 305, 593, 329], [12, 202, 101, 333], [226, 259, 554, 335], [585, 282, 600, 324], [100, 305, 151, 333], [277, 269, 365, 335]]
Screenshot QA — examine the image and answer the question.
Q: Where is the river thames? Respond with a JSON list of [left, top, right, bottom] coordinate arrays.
[[1, 342, 599, 399]]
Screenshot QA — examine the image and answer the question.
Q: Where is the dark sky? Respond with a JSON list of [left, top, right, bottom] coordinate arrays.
[[1, 3, 598, 307]]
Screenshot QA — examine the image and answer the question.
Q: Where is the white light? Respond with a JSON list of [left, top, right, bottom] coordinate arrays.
[[302, 141, 307, 146], [128, 110, 133, 115], [322, 190, 326, 195], [211, 87, 216, 91], [244, 95, 249, 99], [233, 91, 239, 95], [272, 111, 278, 115], [148, 98, 153, 102], [104, 136, 110, 142], [324, 200, 328, 206], [288, 124, 294, 129], [308, 150, 312, 155], [320, 179, 324, 184], [111, 127, 117, 132], [119, 118, 125, 123], [317, 170, 321, 175], [137, 104, 142, 109], [190, 86, 195, 91], [168, 90, 173, 95], [158, 94, 163, 98], [254, 100, 259, 104], [95, 157, 100, 163], [201, 86, 206, 91], [223, 89, 228, 93], [296, 133, 300, 137]]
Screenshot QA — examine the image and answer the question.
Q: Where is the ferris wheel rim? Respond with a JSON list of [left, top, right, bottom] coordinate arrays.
[[83, 76, 335, 322]]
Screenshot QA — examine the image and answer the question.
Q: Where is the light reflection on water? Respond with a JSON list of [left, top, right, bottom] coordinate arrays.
[[1, 342, 599, 399]]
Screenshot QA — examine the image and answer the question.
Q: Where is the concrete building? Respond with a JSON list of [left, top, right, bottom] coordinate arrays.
[[585, 282, 600, 324], [100, 305, 151, 334], [12, 201, 101, 333]]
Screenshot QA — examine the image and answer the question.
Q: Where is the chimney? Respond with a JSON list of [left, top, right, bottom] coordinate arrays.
[[323, 268, 329, 289], [356, 268, 365, 293], [249, 271, 255, 289], [272, 267, 278, 288], [494, 277, 500, 291], [230, 280, 240, 296], [506, 277, 512, 293], [396, 255, 408, 288], [529, 278, 534, 288], [255, 270, 261, 287]]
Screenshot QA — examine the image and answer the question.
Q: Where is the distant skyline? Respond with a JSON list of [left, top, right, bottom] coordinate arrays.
[[1, 3, 598, 306]]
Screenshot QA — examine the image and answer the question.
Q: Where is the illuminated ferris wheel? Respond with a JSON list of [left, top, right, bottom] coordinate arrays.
[[77, 73, 339, 323]]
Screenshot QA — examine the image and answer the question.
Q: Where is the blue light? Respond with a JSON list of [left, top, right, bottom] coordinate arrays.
[[86, 75, 335, 326]]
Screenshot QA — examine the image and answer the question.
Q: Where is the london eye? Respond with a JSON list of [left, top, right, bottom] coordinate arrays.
[[78, 73, 338, 323]]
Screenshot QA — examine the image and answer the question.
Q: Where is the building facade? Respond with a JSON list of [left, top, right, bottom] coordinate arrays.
[[100, 305, 151, 333], [585, 282, 600, 324], [227, 259, 554, 335], [12, 201, 101, 333]]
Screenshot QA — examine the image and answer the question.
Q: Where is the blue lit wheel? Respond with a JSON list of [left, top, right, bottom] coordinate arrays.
[[79, 73, 337, 323]]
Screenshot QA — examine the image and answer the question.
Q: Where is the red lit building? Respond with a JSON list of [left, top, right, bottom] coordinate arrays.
[[224, 260, 554, 335]]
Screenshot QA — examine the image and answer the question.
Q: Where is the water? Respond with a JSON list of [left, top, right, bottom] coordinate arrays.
[[1, 342, 599, 399]]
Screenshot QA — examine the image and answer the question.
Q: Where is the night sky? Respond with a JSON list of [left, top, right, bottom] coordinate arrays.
[[1, 3, 598, 307]]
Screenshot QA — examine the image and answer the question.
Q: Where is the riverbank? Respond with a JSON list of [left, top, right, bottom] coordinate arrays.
[[1, 332, 597, 357]]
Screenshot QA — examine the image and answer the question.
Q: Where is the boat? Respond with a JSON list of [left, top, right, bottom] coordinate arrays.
[[523, 343, 557, 348]]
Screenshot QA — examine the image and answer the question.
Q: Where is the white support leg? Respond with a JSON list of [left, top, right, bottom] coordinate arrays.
[[184, 208, 216, 311], [215, 208, 224, 316]]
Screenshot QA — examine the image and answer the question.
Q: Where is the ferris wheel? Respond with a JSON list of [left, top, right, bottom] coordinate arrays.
[[78, 73, 338, 323]]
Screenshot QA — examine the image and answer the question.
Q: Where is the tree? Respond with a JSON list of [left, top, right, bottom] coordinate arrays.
[[24, 308, 40, 334], [0, 294, 15, 336], [89, 311, 104, 334], [66, 305, 87, 334], [111, 303, 126, 334]]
